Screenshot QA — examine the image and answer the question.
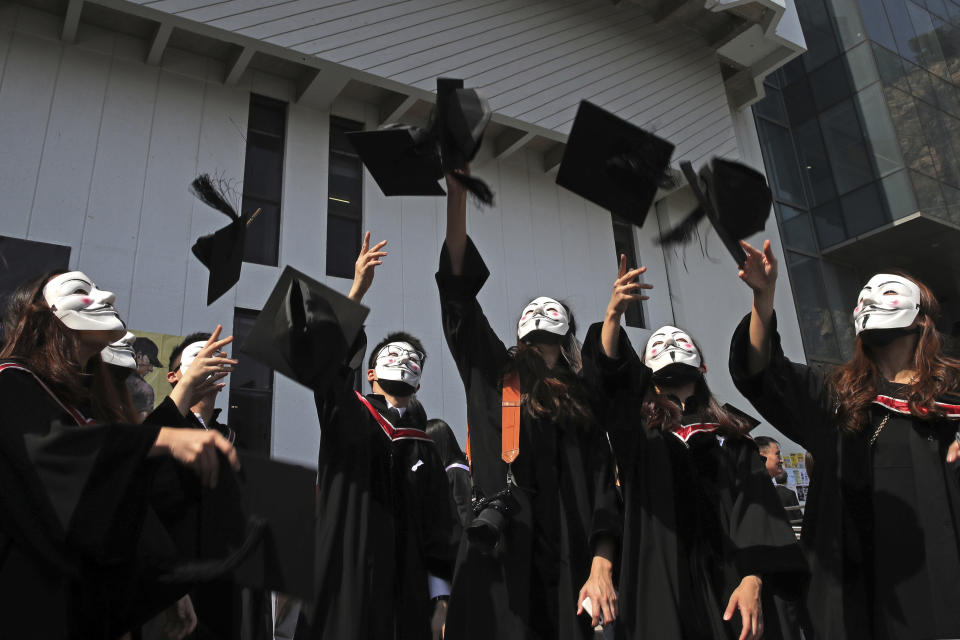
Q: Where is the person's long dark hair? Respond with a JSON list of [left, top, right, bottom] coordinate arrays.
[[642, 335, 751, 437], [425, 419, 468, 468], [0, 272, 136, 423], [830, 272, 960, 432], [504, 303, 593, 426]]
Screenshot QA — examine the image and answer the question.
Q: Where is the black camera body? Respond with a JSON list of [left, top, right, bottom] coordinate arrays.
[[467, 488, 521, 553]]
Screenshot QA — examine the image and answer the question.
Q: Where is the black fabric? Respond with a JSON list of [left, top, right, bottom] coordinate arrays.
[[297, 332, 459, 640], [775, 485, 803, 526], [729, 312, 960, 639], [436, 237, 621, 640], [346, 125, 446, 197], [580, 325, 806, 640], [447, 465, 475, 530], [0, 360, 176, 639]]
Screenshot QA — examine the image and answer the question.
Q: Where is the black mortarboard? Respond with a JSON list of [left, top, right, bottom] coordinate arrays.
[[434, 77, 494, 205], [347, 124, 446, 197], [190, 174, 257, 305], [240, 266, 369, 391], [556, 101, 675, 227], [723, 403, 762, 431], [659, 159, 772, 268], [230, 452, 318, 599]]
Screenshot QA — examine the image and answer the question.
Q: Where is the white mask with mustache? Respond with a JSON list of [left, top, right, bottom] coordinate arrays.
[[101, 331, 137, 370], [853, 274, 921, 334], [644, 325, 701, 373], [374, 341, 424, 387], [517, 297, 569, 340], [43, 271, 125, 333]]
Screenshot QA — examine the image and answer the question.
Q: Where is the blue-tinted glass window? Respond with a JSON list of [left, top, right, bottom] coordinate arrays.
[[859, 0, 900, 51], [778, 203, 819, 252], [326, 116, 364, 279], [809, 56, 853, 110], [885, 0, 923, 63], [785, 251, 843, 361], [812, 199, 848, 246], [794, 118, 837, 205], [798, 0, 842, 70], [241, 94, 286, 267], [819, 99, 875, 194], [757, 119, 807, 207], [840, 181, 889, 235]]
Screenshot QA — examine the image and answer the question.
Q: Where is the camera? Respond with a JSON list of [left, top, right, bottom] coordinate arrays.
[[467, 488, 521, 553]]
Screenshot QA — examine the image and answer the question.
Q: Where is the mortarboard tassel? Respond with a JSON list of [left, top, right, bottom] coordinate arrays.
[[656, 206, 707, 247], [450, 171, 494, 206], [189, 174, 239, 221]]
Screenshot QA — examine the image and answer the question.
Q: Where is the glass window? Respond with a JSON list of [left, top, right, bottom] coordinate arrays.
[[856, 84, 905, 177], [873, 43, 910, 92], [941, 181, 960, 223], [326, 116, 365, 279], [819, 99, 875, 194], [840, 181, 889, 235], [0, 237, 70, 321], [611, 217, 646, 328], [810, 57, 853, 110], [754, 87, 787, 123], [786, 251, 843, 361], [884, 87, 939, 176], [812, 199, 848, 246], [927, 0, 953, 20], [784, 78, 818, 125], [795, 118, 838, 205], [880, 169, 920, 218], [241, 94, 286, 267], [884, 0, 923, 63], [777, 203, 820, 252], [910, 169, 948, 216], [798, 0, 842, 71], [907, 1, 947, 71], [757, 119, 808, 207], [820, 259, 862, 360], [230, 308, 274, 454], [859, 0, 900, 51], [915, 100, 960, 184]]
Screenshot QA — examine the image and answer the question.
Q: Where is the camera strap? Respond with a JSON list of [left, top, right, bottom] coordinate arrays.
[[502, 371, 521, 487]]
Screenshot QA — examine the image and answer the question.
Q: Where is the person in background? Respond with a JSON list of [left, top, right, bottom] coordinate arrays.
[[754, 436, 803, 526], [426, 419, 474, 529], [130, 336, 163, 419], [166, 332, 237, 444]]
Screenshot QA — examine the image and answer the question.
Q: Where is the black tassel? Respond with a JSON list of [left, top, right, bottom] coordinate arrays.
[[189, 174, 239, 221], [452, 172, 494, 206], [656, 206, 707, 246]]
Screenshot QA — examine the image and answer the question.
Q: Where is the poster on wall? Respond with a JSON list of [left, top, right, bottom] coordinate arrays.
[[125, 330, 188, 418]]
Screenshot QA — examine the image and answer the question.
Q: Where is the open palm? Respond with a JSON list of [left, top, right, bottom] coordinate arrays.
[[738, 239, 778, 295]]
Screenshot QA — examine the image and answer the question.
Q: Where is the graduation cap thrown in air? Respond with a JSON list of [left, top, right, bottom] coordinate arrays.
[[434, 77, 494, 205], [347, 124, 446, 197], [556, 100, 675, 227], [658, 159, 772, 269], [190, 174, 260, 305], [722, 403, 762, 432], [241, 266, 369, 391]]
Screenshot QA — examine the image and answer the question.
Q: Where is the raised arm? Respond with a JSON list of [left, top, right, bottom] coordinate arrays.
[[737, 239, 778, 376], [602, 254, 652, 358], [348, 231, 388, 303], [445, 170, 468, 276]]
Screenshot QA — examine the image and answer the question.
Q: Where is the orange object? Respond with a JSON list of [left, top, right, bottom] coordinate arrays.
[[501, 371, 521, 464]]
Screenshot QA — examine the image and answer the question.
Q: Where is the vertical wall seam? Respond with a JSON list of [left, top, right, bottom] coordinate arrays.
[[26, 39, 66, 239]]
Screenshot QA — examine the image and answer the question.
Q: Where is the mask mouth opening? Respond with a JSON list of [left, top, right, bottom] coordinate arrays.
[[651, 362, 702, 386], [859, 325, 921, 347], [521, 330, 564, 346], [377, 379, 417, 398]]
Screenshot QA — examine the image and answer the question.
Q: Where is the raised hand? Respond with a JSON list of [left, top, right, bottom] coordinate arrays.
[[348, 231, 388, 302], [181, 326, 236, 404], [723, 575, 764, 640], [738, 240, 778, 296], [607, 254, 652, 319]]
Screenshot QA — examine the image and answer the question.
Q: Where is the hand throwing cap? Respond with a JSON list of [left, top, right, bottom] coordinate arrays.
[[556, 101, 675, 227], [347, 124, 446, 197], [434, 77, 495, 205], [659, 159, 772, 268], [190, 174, 256, 305], [240, 266, 369, 391]]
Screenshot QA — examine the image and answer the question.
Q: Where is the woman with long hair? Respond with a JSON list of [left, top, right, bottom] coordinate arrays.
[[583, 257, 804, 640], [730, 240, 960, 639], [426, 418, 474, 529], [0, 271, 239, 638], [437, 170, 621, 639]]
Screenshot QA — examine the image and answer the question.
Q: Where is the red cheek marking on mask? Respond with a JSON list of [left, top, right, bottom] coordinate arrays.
[[82, 298, 92, 305]]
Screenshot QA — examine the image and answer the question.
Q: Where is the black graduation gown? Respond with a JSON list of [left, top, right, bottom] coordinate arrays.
[[446, 461, 474, 530], [0, 360, 174, 639], [436, 238, 621, 640], [729, 312, 960, 639], [300, 333, 459, 640], [581, 324, 806, 640]]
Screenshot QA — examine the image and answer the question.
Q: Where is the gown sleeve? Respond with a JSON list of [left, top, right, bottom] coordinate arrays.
[[0, 367, 161, 563], [417, 451, 461, 585], [728, 312, 835, 455], [313, 330, 379, 448], [726, 438, 807, 579], [448, 466, 475, 529], [435, 236, 510, 391]]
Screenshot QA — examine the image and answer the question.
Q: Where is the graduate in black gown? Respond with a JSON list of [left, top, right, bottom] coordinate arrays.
[[297, 233, 459, 640], [729, 239, 960, 639], [0, 271, 240, 639], [582, 257, 805, 640], [438, 170, 622, 640], [426, 418, 474, 530]]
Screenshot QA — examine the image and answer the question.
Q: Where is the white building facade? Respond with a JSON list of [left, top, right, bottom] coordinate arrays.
[[0, 0, 807, 468]]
